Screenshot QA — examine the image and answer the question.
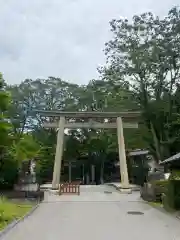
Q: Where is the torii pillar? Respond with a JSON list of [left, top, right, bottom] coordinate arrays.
[[52, 116, 131, 191], [117, 117, 130, 192], [52, 117, 65, 189]]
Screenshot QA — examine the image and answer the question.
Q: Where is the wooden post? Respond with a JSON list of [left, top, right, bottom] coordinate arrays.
[[117, 117, 130, 191], [82, 164, 85, 184], [91, 165, 95, 184], [52, 117, 65, 189], [68, 161, 72, 183]]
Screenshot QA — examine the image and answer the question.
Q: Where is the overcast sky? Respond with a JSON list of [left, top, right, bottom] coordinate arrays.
[[0, 0, 179, 85]]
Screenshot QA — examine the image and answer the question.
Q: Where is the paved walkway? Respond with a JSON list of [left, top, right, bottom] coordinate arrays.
[[2, 185, 180, 240]]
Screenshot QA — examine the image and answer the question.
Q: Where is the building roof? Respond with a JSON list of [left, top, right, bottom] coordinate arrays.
[[160, 153, 180, 165], [128, 150, 149, 156]]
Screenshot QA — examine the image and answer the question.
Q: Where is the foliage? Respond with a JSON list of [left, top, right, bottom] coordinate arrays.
[[163, 179, 180, 210], [143, 172, 180, 210], [153, 179, 169, 201], [140, 177, 168, 202], [0, 197, 32, 230], [101, 6, 180, 162], [0, 153, 18, 189], [169, 170, 180, 180], [10, 134, 40, 165], [163, 171, 180, 210], [0, 74, 18, 189], [36, 146, 55, 184], [0, 74, 11, 152], [3, 6, 180, 186]]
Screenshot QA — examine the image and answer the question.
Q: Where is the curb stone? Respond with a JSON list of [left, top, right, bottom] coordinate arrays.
[[0, 203, 40, 239]]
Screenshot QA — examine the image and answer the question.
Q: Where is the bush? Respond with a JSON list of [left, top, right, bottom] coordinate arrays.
[[162, 171, 180, 210], [154, 179, 168, 194], [170, 170, 180, 180], [36, 147, 55, 184], [0, 154, 18, 189], [166, 179, 180, 210], [140, 179, 168, 202], [152, 179, 168, 202], [162, 193, 174, 212], [0, 197, 33, 230]]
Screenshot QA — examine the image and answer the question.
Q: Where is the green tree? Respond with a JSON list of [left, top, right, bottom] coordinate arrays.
[[10, 134, 40, 164], [7, 75, 149, 183], [0, 74, 11, 151], [0, 74, 18, 188], [101, 7, 180, 161]]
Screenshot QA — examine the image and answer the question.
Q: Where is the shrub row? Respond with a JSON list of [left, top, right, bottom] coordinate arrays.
[[141, 170, 180, 211], [140, 179, 168, 202]]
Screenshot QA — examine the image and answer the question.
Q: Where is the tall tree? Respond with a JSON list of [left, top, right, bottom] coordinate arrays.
[[0, 74, 18, 188], [0, 73, 11, 157], [101, 7, 180, 161]]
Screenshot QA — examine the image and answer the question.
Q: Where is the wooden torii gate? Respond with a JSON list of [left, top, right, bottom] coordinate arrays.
[[36, 110, 140, 192]]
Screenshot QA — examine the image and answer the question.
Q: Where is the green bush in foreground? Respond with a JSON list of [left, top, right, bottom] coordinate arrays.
[[0, 197, 32, 230], [152, 179, 168, 202], [161, 171, 180, 211]]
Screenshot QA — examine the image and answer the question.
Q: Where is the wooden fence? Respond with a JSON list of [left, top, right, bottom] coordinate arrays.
[[59, 182, 80, 195]]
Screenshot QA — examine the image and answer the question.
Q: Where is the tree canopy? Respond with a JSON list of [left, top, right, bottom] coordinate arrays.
[[1, 6, 180, 186]]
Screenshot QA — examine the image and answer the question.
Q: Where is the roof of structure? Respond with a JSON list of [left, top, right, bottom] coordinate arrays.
[[160, 153, 180, 165], [128, 149, 149, 156]]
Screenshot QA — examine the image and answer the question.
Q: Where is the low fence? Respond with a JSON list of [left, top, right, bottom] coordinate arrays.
[[59, 182, 80, 195]]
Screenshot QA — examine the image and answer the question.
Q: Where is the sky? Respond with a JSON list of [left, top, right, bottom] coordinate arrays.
[[0, 0, 179, 85]]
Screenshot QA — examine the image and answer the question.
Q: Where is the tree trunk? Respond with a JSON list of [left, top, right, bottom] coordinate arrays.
[[86, 173, 90, 185], [100, 160, 104, 184], [82, 164, 85, 184], [150, 121, 162, 162], [91, 165, 95, 184]]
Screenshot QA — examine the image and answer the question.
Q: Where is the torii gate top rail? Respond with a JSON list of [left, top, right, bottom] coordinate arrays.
[[35, 110, 141, 119]]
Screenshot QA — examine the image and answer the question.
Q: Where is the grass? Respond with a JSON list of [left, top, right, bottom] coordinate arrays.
[[149, 201, 163, 208], [0, 197, 33, 230]]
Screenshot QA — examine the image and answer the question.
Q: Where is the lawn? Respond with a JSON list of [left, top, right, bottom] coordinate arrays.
[[0, 197, 33, 230], [149, 201, 163, 208]]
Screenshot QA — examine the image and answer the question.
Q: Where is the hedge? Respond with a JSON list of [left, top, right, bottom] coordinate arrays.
[[162, 171, 180, 210], [153, 179, 168, 202], [140, 179, 168, 202], [164, 179, 180, 210]]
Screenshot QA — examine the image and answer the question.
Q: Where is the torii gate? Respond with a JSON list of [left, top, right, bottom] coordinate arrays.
[[36, 110, 140, 192]]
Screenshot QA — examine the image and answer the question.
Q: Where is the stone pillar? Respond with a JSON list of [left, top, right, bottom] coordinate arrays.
[[117, 117, 130, 190], [52, 117, 65, 189]]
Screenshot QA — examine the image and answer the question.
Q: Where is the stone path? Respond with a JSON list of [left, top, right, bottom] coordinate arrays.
[[2, 185, 180, 240]]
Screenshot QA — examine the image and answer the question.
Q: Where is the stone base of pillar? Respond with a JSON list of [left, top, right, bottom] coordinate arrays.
[[91, 181, 96, 185], [48, 189, 59, 195], [119, 188, 132, 194]]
